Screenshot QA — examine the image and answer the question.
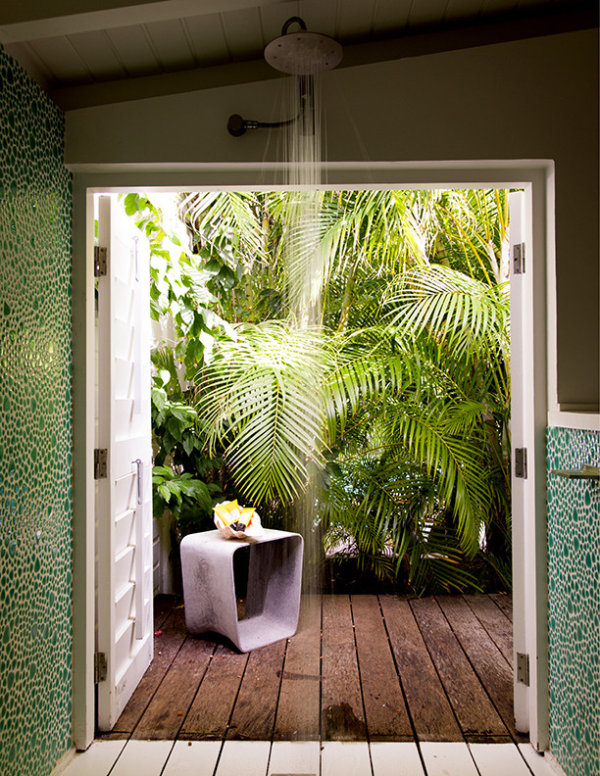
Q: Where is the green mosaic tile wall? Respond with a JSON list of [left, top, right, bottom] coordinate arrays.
[[547, 426, 600, 776], [0, 47, 73, 776]]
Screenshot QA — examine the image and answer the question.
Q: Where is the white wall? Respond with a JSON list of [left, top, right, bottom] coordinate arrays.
[[65, 28, 599, 408]]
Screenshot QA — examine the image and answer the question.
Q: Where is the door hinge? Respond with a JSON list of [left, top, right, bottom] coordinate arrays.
[[516, 652, 530, 686], [94, 448, 108, 479], [94, 246, 107, 277], [513, 243, 525, 275], [515, 447, 528, 479], [94, 652, 107, 683]]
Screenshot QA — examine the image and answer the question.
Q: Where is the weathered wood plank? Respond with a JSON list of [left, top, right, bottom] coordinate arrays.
[[112, 606, 187, 732], [227, 639, 286, 740], [351, 595, 412, 740], [463, 594, 513, 665], [436, 596, 522, 741], [118, 594, 518, 745], [410, 597, 508, 740], [273, 596, 321, 741], [153, 594, 178, 630], [488, 593, 513, 622], [132, 636, 215, 740], [380, 595, 461, 742], [179, 643, 249, 740], [321, 595, 366, 740]]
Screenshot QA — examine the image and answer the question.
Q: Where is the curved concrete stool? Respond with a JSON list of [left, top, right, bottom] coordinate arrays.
[[180, 529, 303, 652]]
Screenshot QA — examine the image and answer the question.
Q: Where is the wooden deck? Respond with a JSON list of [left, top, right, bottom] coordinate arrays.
[[105, 593, 522, 745]]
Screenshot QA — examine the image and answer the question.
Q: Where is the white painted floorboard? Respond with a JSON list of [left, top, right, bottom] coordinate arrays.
[[162, 740, 221, 776], [216, 741, 271, 776], [56, 739, 561, 776], [518, 744, 566, 776], [268, 741, 320, 775], [420, 742, 479, 776], [60, 740, 127, 776], [469, 743, 532, 776], [110, 740, 173, 776], [370, 742, 425, 776], [321, 742, 372, 776]]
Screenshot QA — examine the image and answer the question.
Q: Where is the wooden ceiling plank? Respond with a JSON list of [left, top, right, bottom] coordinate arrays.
[[0, 0, 289, 44], [337, 0, 376, 41], [407, 0, 449, 29], [371, 0, 413, 34], [67, 29, 129, 80], [481, 0, 519, 13], [183, 14, 231, 66], [444, 0, 485, 23], [106, 24, 161, 76], [28, 35, 93, 83], [294, 0, 337, 39], [517, 0, 550, 7], [221, 6, 264, 60], [144, 18, 196, 71]]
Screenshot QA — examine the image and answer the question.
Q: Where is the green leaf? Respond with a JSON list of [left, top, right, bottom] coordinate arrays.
[[124, 193, 140, 216]]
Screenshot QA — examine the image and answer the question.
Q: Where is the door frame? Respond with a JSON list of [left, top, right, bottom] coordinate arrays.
[[70, 160, 553, 750]]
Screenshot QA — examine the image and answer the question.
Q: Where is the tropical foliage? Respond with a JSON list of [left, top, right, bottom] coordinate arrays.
[[181, 189, 512, 592], [126, 188, 513, 594]]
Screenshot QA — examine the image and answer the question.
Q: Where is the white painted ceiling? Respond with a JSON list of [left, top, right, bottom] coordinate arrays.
[[0, 0, 596, 109]]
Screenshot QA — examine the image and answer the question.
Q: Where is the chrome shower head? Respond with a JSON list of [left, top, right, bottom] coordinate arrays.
[[264, 16, 343, 75]]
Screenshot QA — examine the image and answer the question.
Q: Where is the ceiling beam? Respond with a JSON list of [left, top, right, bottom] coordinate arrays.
[[0, 0, 286, 43], [51, 5, 599, 111]]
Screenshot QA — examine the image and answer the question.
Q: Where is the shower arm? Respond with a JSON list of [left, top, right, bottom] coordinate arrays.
[[227, 82, 315, 137], [227, 81, 313, 137], [227, 113, 298, 137]]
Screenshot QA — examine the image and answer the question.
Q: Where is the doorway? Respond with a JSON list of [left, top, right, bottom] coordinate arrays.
[[71, 163, 551, 755]]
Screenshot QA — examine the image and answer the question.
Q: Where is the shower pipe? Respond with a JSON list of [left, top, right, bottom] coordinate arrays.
[[227, 16, 342, 137]]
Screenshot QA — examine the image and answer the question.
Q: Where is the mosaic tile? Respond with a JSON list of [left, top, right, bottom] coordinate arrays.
[[547, 426, 600, 776], [0, 46, 72, 776]]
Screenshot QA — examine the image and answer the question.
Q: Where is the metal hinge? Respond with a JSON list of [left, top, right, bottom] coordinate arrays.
[[94, 246, 107, 277], [515, 447, 528, 479], [516, 652, 530, 686], [94, 652, 107, 683], [513, 243, 525, 275], [94, 448, 108, 479]]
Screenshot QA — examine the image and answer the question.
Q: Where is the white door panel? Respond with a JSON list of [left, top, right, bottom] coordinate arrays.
[[96, 194, 153, 731], [509, 189, 536, 737]]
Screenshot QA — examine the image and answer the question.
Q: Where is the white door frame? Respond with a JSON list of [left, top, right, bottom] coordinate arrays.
[[70, 160, 553, 751]]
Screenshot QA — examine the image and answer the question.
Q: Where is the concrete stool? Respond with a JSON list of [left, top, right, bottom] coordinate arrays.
[[180, 529, 303, 652]]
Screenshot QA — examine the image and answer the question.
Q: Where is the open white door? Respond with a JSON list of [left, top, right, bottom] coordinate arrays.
[[509, 189, 538, 740], [95, 194, 153, 731]]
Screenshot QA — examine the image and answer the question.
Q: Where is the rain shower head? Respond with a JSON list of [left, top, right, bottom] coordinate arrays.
[[227, 17, 341, 136], [264, 16, 343, 74]]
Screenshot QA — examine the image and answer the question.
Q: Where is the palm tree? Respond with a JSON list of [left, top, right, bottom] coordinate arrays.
[[181, 188, 512, 592]]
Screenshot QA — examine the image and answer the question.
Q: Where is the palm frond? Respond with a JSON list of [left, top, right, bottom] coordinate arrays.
[[196, 322, 331, 504]]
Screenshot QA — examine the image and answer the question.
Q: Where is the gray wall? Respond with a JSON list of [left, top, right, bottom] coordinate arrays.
[[64, 29, 599, 408]]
